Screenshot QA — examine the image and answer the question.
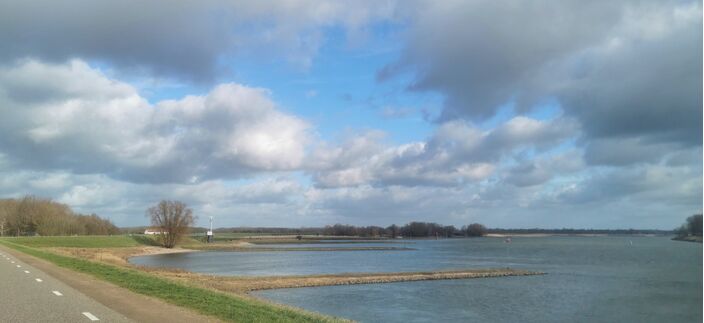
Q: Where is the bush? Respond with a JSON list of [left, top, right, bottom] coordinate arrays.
[[466, 223, 487, 237]]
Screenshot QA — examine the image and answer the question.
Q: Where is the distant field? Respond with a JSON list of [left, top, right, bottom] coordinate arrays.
[[1, 235, 144, 248]]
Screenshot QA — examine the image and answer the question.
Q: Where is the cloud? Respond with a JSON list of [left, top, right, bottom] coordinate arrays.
[[583, 137, 685, 166], [555, 164, 702, 207], [0, 1, 700, 229], [0, 59, 310, 184], [381, 0, 702, 149], [309, 116, 578, 187], [0, 0, 399, 81], [302, 184, 477, 225], [503, 150, 585, 187]]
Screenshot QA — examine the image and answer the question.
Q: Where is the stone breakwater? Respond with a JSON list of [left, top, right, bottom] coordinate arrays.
[[161, 269, 546, 294], [242, 269, 545, 292]]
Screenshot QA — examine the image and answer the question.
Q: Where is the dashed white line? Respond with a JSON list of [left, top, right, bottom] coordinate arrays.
[[52, 291, 63, 296], [35, 278, 42, 282], [16, 265, 21, 268], [82, 312, 100, 321], [23, 270, 30, 274], [10, 261, 15, 263]]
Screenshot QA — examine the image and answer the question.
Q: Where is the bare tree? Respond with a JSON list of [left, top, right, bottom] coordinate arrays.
[[466, 223, 487, 237], [147, 200, 195, 248]]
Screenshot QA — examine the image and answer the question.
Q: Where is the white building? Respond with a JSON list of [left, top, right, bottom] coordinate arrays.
[[144, 228, 166, 235]]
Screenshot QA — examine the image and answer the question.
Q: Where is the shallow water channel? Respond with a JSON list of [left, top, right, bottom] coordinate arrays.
[[130, 237, 702, 322]]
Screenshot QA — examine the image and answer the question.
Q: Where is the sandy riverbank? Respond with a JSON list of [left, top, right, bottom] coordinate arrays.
[[46, 246, 196, 266]]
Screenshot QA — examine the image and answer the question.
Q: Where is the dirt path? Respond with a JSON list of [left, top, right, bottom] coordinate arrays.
[[0, 245, 221, 323]]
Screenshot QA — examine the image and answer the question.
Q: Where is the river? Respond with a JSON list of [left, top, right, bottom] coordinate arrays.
[[130, 236, 702, 322]]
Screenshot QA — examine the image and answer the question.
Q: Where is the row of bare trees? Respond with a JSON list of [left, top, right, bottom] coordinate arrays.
[[320, 222, 488, 238], [0, 196, 119, 236], [675, 214, 703, 237]]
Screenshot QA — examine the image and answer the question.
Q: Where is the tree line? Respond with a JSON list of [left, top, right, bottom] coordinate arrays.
[[675, 214, 702, 237], [211, 222, 488, 238], [209, 223, 678, 238], [0, 196, 119, 236]]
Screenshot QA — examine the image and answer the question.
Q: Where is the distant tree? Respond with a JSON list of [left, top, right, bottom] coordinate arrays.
[[404, 222, 428, 237], [387, 224, 399, 238], [674, 224, 689, 237], [0, 199, 18, 236], [443, 225, 457, 237], [686, 214, 702, 236], [466, 223, 487, 237], [0, 196, 117, 236], [146, 200, 195, 248]]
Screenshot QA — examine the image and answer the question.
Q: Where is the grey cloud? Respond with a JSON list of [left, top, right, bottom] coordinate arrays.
[[665, 148, 703, 167], [584, 137, 683, 166], [504, 163, 551, 187], [382, 0, 702, 150], [556, 19, 702, 146], [556, 164, 702, 206], [0, 0, 233, 81], [383, 0, 624, 119], [0, 0, 399, 81], [503, 150, 585, 187]]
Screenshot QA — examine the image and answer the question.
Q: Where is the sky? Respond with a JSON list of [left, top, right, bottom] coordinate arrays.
[[0, 0, 701, 229]]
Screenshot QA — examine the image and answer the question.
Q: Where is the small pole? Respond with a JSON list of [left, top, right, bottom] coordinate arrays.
[[207, 216, 214, 243]]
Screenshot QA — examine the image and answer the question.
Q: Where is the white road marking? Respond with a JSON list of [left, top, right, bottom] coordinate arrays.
[[16, 265, 21, 268], [35, 278, 42, 282], [11, 261, 15, 263], [82, 312, 100, 321], [52, 291, 63, 296], [23, 270, 30, 274]]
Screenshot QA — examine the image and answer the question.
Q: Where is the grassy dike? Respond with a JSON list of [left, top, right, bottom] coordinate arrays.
[[0, 238, 346, 323]]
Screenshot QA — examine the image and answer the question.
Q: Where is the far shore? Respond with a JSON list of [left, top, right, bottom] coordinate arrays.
[[485, 233, 609, 237], [672, 235, 703, 243]]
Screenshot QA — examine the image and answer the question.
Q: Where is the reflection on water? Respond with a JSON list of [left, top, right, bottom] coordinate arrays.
[[131, 237, 702, 322]]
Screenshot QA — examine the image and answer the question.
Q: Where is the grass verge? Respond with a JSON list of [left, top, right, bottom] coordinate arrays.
[[4, 235, 142, 248], [0, 239, 344, 323], [6, 235, 206, 249]]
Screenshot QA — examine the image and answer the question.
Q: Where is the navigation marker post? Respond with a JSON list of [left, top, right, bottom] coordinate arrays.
[[207, 216, 214, 243]]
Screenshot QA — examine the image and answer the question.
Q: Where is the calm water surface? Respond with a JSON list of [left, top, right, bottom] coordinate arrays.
[[131, 237, 702, 322]]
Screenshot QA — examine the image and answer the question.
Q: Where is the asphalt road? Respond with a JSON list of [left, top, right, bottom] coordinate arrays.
[[0, 249, 133, 322]]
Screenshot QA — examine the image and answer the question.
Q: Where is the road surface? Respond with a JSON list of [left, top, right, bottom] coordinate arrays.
[[0, 249, 133, 322]]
